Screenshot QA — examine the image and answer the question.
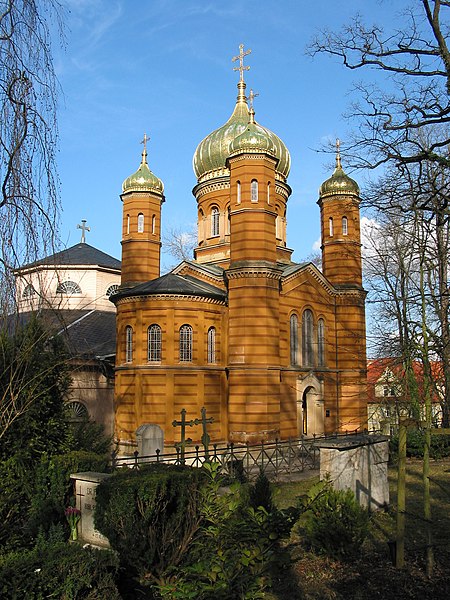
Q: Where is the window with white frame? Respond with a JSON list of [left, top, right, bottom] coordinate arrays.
[[329, 217, 334, 237], [302, 309, 314, 367], [207, 326, 216, 363], [179, 324, 193, 362], [148, 324, 162, 362], [290, 314, 299, 366], [152, 214, 156, 234], [56, 281, 82, 295], [342, 216, 348, 236], [127, 214, 130, 234], [125, 326, 133, 363], [251, 179, 258, 202], [237, 181, 241, 204], [267, 182, 271, 204], [138, 213, 144, 233], [211, 207, 219, 236], [318, 318, 325, 366], [106, 284, 120, 297]]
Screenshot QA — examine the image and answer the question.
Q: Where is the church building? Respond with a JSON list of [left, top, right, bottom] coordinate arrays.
[[111, 46, 368, 453]]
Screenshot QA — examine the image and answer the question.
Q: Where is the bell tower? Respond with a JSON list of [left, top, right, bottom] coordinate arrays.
[[120, 134, 165, 287]]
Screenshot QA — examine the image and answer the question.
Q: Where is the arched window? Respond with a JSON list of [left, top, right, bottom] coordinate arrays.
[[318, 318, 325, 367], [342, 216, 348, 236], [237, 181, 241, 204], [152, 214, 156, 234], [56, 281, 82, 295], [125, 326, 133, 363], [127, 214, 130, 234], [290, 314, 299, 366], [106, 284, 120, 297], [148, 324, 162, 362], [207, 327, 216, 363], [267, 182, 271, 204], [22, 284, 36, 298], [64, 401, 89, 422], [251, 179, 258, 202], [302, 309, 314, 367], [226, 206, 231, 235], [276, 213, 282, 239], [211, 206, 219, 236], [179, 324, 193, 362], [138, 213, 144, 233], [329, 217, 334, 237]]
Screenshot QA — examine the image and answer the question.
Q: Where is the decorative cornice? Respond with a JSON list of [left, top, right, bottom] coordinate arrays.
[[115, 293, 227, 306], [282, 263, 336, 296], [193, 176, 230, 199], [226, 263, 283, 280]]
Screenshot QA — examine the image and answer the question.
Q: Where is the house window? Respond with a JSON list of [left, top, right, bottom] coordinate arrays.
[[22, 284, 36, 298], [302, 309, 314, 367], [290, 314, 299, 366], [152, 214, 156, 234], [227, 206, 231, 235], [138, 213, 144, 233], [211, 207, 219, 236], [125, 326, 133, 363], [251, 179, 258, 202], [148, 324, 162, 362], [106, 284, 120, 297], [267, 182, 271, 204], [127, 214, 130, 234], [237, 181, 241, 204], [318, 318, 325, 366], [207, 327, 216, 363], [276, 213, 282, 239], [342, 216, 348, 236], [329, 217, 333, 237], [179, 324, 193, 362], [56, 281, 81, 294]]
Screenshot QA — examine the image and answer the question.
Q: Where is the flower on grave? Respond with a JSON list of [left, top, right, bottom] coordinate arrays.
[[65, 506, 81, 541]]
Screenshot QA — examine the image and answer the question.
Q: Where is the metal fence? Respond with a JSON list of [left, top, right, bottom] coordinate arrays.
[[111, 430, 366, 482]]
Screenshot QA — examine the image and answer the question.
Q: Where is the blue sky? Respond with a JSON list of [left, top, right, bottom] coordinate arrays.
[[54, 0, 399, 267]]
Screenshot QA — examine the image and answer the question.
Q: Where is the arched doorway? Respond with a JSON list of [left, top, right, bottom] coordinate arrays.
[[297, 375, 324, 437]]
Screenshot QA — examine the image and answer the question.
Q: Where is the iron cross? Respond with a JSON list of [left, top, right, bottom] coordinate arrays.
[[77, 219, 90, 243], [232, 43, 251, 81]]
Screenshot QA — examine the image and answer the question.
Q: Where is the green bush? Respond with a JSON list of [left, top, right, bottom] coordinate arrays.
[[0, 541, 120, 599], [158, 462, 276, 600], [94, 463, 203, 581], [390, 429, 450, 459], [292, 480, 369, 560]]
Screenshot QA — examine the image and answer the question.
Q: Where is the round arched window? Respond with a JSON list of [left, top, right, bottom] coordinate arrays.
[[106, 284, 120, 297], [56, 281, 82, 294]]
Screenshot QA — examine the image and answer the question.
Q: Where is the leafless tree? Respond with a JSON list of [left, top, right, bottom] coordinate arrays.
[[309, 1, 450, 176], [0, 0, 63, 313]]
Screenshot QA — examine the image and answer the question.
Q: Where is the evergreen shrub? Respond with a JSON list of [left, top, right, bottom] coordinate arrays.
[[94, 463, 203, 580], [390, 429, 450, 459], [292, 480, 369, 560], [0, 541, 120, 599]]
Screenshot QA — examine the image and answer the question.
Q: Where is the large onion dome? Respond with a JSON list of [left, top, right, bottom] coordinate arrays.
[[193, 81, 291, 182], [122, 147, 164, 194], [319, 146, 359, 198]]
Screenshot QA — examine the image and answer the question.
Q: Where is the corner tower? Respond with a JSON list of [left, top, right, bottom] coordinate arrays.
[[120, 135, 165, 287]]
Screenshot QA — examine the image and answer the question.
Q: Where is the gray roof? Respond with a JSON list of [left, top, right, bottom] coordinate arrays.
[[112, 272, 227, 302], [19, 243, 121, 271]]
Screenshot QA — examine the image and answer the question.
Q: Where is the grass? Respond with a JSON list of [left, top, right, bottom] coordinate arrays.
[[267, 457, 450, 600]]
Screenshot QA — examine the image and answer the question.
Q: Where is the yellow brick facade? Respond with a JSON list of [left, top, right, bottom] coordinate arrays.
[[112, 76, 367, 454]]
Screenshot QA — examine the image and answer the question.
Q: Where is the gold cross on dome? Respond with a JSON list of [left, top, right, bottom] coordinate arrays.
[[141, 132, 150, 152], [249, 89, 259, 109], [232, 43, 251, 81], [336, 138, 342, 168]]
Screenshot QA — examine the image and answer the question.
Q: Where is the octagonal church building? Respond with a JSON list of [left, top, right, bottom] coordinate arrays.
[[111, 49, 367, 454]]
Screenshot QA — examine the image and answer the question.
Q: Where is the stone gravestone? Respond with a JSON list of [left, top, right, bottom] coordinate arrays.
[[316, 434, 389, 511], [136, 423, 164, 461], [70, 472, 111, 547]]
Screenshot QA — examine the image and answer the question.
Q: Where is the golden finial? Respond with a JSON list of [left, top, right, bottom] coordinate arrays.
[[141, 132, 149, 164], [249, 89, 259, 109], [232, 43, 251, 82], [336, 138, 342, 169]]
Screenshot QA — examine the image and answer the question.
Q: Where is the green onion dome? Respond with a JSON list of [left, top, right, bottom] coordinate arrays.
[[229, 107, 276, 157], [122, 148, 164, 194], [193, 81, 291, 182], [319, 149, 359, 198]]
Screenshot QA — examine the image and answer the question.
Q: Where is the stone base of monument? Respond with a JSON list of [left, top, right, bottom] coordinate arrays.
[[70, 472, 112, 548], [314, 434, 389, 511]]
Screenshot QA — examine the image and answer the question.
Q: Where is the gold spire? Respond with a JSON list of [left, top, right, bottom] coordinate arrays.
[[141, 132, 149, 164], [336, 138, 342, 169]]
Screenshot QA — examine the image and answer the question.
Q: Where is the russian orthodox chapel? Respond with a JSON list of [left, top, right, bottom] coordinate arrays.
[[111, 46, 367, 453]]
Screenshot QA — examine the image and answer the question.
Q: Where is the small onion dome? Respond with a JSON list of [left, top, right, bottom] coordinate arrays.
[[319, 148, 359, 198], [193, 81, 291, 181], [122, 148, 164, 194], [229, 108, 276, 157]]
